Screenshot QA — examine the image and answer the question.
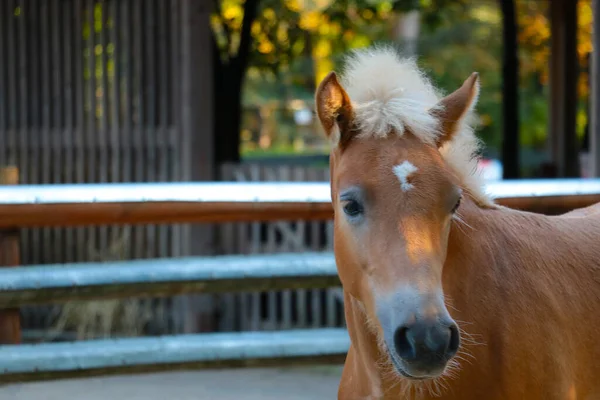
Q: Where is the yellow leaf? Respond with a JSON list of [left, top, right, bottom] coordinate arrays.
[[263, 8, 276, 21], [223, 4, 243, 20], [315, 58, 334, 87], [313, 39, 331, 59], [258, 40, 274, 54], [285, 0, 302, 13], [251, 21, 261, 36], [299, 11, 322, 31], [350, 35, 370, 49], [329, 22, 341, 35], [277, 25, 289, 43]]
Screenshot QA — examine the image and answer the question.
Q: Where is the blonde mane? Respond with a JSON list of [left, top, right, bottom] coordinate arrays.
[[339, 46, 494, 206]]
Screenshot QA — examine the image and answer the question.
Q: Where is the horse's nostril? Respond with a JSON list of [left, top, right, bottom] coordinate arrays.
[[448, 324, 460, 356], [393, 322, 460, 365], [394, 326, 416, 361]]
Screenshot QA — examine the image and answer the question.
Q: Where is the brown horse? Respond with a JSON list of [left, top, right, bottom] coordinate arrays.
[[315, 47, 600, 399]]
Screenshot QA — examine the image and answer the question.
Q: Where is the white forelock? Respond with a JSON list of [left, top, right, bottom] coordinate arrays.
[[339, 46, 493, 205], [341, 47, 442, 144]]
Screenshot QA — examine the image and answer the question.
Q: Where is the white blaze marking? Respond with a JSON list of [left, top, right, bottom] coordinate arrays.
[[393, 161, 418, 192]]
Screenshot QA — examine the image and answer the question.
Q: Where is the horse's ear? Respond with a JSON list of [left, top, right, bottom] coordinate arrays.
[[315, 72, 353, 145], [431, 72, 479, 148]]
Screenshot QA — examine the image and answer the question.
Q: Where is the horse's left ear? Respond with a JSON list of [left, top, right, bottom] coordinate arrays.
[[431, 72, 480, 148], [315, 72, 353, 146]]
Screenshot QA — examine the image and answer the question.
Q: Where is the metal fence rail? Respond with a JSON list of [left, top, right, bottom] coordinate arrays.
[[0, 252, 338, 308], [0, 328, 350, 383], [0, 180, 600, 227]]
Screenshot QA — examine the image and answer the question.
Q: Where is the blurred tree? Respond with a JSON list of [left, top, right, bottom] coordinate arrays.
[[211, 0, 593, 174], [418, 1, 503, 153], [211, 0, 406, 164], [211, 0, 260, 166]]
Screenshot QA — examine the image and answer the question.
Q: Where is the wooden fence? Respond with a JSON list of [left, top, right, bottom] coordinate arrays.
[[0, 0, 214, 337], [219, 163, 340, 332]]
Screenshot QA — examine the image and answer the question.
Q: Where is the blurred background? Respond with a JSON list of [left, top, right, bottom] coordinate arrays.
[[0, 0, 595, 343], [0, 0, 598, 395]]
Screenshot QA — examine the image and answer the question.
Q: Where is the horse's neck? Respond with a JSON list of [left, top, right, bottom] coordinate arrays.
[[445, 198, 521, 274], [343, 292, 387, 398]]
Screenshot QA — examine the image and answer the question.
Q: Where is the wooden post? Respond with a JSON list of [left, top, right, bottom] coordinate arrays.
[[179, 0, 215, 333], [591, 0, 600, 177], [500, 0, 520, 179], [0, 167, 21, 344], [549, 0, 580, 177]]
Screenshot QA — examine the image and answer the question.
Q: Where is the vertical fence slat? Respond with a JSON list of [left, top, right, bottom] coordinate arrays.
[[64, 0, 74, 185], [157, 0, 170, 305], [51, 0, 64, 265], [7, 0, 18, 166], [98, 0, 110, 259], [74, 0, 85, 263], [0, 1, 6, 153], [172, 0, 185, 274], [29, 0, 40, 142], [146, 0, 157, 181], [324, 168, 338, 327], [294, 166, 307, 328], [158, 0, 168, 183], [122, 0, 132, 184], [40, 0, 52, 268], [18, 0, 28, 184], [132, 0, 144, 264], [109, 0, 123, 293], [249, 166, 261, 331], [279, 166, 292, 329], [96, 0, 109, 267], [146, 0, 161, 329], [52, 0, 62, 184], [170, 0, 182, 258], [234, 167, 250, 331], [20, 0, 35, 278], [109, 0, 120, 183], [99, 0, 109, 184], [87, 0, 97, 183], [64, 0, 75, 263], [145, 0, 156, 258], [85, 0, 97, 262], [0, 2, 6, 167], [74, 0, 85, 183], [308, 168, 323, 328], [217, 164, 236, 332], [121, 1, 135, 330], [264, 167, 278, 330]]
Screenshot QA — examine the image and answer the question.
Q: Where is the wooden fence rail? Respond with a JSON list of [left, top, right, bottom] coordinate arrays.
[[0, 180, 599, 228]]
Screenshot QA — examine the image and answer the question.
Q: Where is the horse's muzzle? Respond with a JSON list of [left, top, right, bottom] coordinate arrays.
[[391, 319, 460, 377]]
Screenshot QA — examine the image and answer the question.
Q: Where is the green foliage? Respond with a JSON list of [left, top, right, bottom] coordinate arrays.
[[417, 2, 503, 151], [216, 0, 590, 161]]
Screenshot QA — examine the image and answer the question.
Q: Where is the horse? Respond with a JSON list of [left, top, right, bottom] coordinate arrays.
[[314, 47, 600, 399]]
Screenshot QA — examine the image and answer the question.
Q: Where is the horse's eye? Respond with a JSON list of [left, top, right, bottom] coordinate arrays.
[[343, 199, 363, 218], [451, 197, 461, 214]]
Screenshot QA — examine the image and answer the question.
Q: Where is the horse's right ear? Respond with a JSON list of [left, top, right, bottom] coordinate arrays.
[[430, 72, 480, 148], [315, 72, 353, 145]]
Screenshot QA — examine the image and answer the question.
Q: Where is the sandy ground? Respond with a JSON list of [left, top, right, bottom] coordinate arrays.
[[0, 366, 343, 400]]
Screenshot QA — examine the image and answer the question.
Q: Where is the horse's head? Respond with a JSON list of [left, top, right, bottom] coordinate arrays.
[[316, 48, 485, 380]]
